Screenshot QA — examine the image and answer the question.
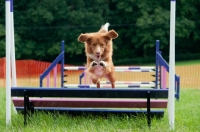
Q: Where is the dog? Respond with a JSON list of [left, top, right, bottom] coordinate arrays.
[[78, 23, 118, 88]]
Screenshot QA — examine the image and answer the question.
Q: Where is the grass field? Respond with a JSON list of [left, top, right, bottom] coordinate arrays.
[[0, 88, 200, 132], [174, 60, 200, 66]]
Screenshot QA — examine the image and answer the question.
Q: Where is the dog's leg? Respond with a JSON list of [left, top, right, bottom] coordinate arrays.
[[99, 61, 111, 75], [99, 61, 112, 73], [91, 61, 98, 67], [97, 82, 100, 88], [106, 72, 115, 89], [99, 61, 106, 67], [86, 61, 98, 74], [91, 76, 100, 88], [86, 57, 98, 70], [99, 61, 115, 88], [111, 83, 115, 88], [86, 60, 101, 88]]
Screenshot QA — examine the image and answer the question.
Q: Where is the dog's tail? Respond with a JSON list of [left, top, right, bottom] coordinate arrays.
[[99, 23, 110, 33]]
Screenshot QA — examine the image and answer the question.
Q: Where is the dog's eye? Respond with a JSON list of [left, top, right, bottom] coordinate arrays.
[[92, 43, 96, 47], [100, 44, 104, 47]]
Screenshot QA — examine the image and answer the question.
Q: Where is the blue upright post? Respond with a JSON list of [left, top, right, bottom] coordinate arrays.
[[61, 41, 65, 88], [155, 40, 160, 89], [176, 76, 180, 100], [79, 72, 84, 84], [39, 74, 42, 87]]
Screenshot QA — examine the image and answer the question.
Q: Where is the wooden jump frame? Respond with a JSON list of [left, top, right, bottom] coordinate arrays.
[[10, 40, 179, 128], [11, 87, 168, 127]]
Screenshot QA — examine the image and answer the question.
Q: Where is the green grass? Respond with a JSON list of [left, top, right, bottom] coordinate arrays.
[[0, 88, 200, 132], [175, 60, 200, 66]]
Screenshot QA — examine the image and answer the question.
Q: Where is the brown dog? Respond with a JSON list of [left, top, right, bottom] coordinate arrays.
[[78, 23, 118, 88]]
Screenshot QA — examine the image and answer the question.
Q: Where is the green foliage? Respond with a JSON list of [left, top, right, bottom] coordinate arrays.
[[0, 0, 200, 64], [0, 24, 5, 57]]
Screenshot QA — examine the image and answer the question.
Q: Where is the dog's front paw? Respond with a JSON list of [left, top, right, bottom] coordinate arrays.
[[99, 61, 107, 67], [90, 61, 98, 67]]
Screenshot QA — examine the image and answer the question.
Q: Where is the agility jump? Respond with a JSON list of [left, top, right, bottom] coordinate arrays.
[[11, 40, 180, 127]]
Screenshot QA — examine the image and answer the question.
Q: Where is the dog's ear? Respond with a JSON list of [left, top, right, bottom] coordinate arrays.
[[78, 34, 89, 43], [103, 30, 118, 42], [106, 30, 118, 39]]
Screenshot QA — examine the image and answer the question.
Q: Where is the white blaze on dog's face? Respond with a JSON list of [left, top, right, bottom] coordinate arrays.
[[78, 30, 118, 61]]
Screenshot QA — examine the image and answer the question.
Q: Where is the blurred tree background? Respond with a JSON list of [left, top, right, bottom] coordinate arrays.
[[0, 0, 200, 65]]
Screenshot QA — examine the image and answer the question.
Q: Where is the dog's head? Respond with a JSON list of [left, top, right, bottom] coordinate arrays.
[[78, 25, 118, 61]]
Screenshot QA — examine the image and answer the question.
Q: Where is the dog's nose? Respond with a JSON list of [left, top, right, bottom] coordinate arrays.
[[96, 52, 100, 55]]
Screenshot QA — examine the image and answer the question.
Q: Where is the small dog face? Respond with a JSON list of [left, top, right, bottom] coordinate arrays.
[[78, 30, 118, 61], [87, 36, 106, 60]]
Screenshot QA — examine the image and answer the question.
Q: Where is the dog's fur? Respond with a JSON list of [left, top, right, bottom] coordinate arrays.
[[78, 23, 118, 88]]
